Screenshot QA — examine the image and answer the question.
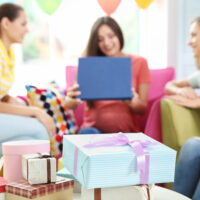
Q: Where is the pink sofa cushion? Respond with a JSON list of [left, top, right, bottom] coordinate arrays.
[[148, 67, 175, 101], [143, 67, 175, 141], [66, 66, 85, 127]]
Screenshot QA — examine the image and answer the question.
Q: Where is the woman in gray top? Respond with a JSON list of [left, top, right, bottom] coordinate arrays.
[[165, 16, 200, 108], [165, 16, 200, 200]]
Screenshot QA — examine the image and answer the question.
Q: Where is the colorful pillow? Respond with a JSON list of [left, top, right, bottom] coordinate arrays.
[[26, 82, 78, 157]]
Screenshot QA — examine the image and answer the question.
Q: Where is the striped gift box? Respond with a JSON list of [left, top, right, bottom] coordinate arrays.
[[62, 133, 177, 189], [5, 177, 74, 200]]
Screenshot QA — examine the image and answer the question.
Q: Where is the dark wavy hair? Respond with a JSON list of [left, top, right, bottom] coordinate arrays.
[[0, 3, 24, 22], [84, 16, 124, 56]]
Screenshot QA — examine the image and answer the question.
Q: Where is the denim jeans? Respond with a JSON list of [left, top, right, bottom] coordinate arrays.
[[78, 127, 101, 134], [173, 137, 200, 199], [0, 113, 49, 157]]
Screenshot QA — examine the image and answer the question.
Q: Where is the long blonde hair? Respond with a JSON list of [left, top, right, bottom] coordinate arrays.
[[191, 17, 200, 70]]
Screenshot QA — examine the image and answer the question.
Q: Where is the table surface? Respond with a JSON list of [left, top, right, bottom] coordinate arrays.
[[73, 186, 191, 200]]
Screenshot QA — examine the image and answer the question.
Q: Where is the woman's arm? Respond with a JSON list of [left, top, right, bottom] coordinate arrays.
[[165, 79, 197, 99], [0, 101, 56, 135], [125, 83, 149, 115]]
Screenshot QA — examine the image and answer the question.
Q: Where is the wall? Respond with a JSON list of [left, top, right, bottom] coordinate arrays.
[[139, 0, 200, 80], [139, 0, 170, 69], [177, 0, 200, 79]]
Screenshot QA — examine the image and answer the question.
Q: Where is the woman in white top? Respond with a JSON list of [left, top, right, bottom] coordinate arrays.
[[0, 3, 56, 156]]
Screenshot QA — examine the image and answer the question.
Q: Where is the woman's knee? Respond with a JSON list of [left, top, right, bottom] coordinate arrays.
[[180, 137, 200, 160], [0, 114, 49, 141], [32, 123, 49, 140], [78, 127, 101, 134]]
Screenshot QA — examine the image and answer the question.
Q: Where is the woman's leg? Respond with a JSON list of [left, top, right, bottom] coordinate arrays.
[[78, 127, 101, 134], [0, 114, 49, 156], [173, 137, 200, 198], [193, 179, 200, 200]]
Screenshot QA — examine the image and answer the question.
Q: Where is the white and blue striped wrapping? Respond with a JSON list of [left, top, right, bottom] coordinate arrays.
[[62, 133, 177, 189]]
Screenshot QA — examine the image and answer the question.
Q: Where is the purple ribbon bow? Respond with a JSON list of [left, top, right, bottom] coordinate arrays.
[[73, 132, 158, 184]]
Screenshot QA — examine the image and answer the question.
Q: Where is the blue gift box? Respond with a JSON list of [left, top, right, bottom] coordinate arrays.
[[77, 57, 133, 100], [62, 133, 176, 189]]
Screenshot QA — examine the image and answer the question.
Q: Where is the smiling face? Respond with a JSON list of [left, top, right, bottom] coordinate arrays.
[[188, 21, 200, 58], [2, 10, 28, 44], [97, 24, 122, 57]]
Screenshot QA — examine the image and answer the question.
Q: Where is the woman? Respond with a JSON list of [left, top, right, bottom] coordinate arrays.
[[165, 17, 200, 199], [0, 3, 56, 156], [66, 16, 151, 134], [165, 17, 200, 108]]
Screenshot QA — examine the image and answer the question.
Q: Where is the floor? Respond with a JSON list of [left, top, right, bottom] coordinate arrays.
[[73, 193, 81, 200]]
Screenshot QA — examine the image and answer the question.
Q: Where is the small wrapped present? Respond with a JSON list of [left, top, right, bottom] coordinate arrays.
[[22, 153, 56, 185], [0, 177, 7, 200], [62, 133, 177, 189], [2, 140, 50, 182], [5, 176, 74, 200]]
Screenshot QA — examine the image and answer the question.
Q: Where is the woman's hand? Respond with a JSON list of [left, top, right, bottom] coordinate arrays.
[[123, 85, 149, 115], [176, 87, 198, 99], [169, 95, 200, 108], [123, 88, 139, 106], [165, 79, 197, 99], [65, 83, 82, 109], [33, 108, 56, 136]]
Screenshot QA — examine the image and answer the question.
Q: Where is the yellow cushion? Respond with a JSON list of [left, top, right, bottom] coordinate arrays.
[[58, 158, 64, 171]]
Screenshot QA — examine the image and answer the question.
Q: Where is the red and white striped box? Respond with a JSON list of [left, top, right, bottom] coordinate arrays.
[[0, 177, 7, 200], [5, 176, 73, 200]]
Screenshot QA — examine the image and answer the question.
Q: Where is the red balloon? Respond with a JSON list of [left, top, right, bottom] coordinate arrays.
[[97, 0, 121, 16]]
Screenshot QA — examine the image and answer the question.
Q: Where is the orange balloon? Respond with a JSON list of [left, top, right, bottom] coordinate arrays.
[[97, 0, 121, 15], [135, 0, 154, 9]]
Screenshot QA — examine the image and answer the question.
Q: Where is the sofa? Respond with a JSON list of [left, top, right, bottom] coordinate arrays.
[[66, 66, 175, 142], [161, 98, 200, 152]]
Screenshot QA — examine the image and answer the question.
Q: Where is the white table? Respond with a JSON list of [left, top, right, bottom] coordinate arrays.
[[153, 186, 191, 200], [73, 185, 191, 200]]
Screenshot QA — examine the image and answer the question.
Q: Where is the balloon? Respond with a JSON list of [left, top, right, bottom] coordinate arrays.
[[97, 0, 121, 16], [135, 0, 154, 9], [36, 0, 62, 15]]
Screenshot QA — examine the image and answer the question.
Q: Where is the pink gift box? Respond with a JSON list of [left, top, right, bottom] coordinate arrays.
[[2, 140, 50, 182]]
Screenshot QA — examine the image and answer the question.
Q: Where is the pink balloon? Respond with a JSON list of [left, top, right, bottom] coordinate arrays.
[[97, 0, 122, 15]]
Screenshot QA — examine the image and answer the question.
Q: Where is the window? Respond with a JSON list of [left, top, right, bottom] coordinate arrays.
[[10, 0, 140, 96]]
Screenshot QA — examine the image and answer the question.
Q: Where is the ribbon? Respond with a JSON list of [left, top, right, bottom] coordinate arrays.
[[73, 133, 158, 184], [27, 153, 52, 183]]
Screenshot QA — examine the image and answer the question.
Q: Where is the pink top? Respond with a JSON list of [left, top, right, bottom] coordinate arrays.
[[81, 55, 151, 133]]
